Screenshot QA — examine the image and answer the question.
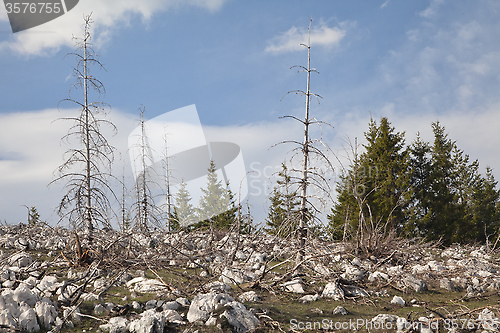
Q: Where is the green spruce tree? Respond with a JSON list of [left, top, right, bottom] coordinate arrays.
[[171, 180, 194, 230], [193, 160, 236, 231], [265, 164, 300, 237]]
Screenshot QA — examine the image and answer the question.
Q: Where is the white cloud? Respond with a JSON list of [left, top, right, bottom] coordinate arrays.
[[419, 0, 445, 19], [380, 0, 390, 9], [0, 0, 228, 56], [265, 23, 347, 54], [1, 105, 500, 226]]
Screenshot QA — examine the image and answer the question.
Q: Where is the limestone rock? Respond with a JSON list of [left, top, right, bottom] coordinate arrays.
[[19, 308, 40, 332], [221, 301, 259, 333], [238, 291, 261, 303], [187, 292, 235, 323], [35, 300, 57, 329]]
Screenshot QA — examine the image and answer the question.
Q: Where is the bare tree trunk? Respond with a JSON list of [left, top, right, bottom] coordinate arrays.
[[296, 20, 313, 266], [83, 20, 93, 245]]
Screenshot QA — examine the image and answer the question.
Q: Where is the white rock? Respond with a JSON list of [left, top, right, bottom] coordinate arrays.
[[0, 291, 21, 318], [387, 265, 403, 276], [299, 294, 319, 303], [175, 297, 190, 307], [21, 276, 38, 289], [99, 317, 129, 333], [125, 277, 146, 288], [221, 301, 260, 333], [129, 309, 166, 333], [205, 281, 231, 293], [35, 300, 57, 329], [372, 314, 398, 324], [322, 282, 344, 300], [239, 291, 261, 303], [163, 309, 183, 323], [133, 279, 168, 293], [390, 296, 405, 306], [281, 278, 304, 293], [9, 252, 33, 268], [333, 306, 348, 315], [368, 271, 389, 282], [37, 275, 59, 292], [220, 268, 256, 285], [162, 301, 179, 310], [0, 309, 18, 329], [19, 308, 40, 332], [187, 292, 235, 323], [342, 265, 364, 281], [13, 284, 39, 307]]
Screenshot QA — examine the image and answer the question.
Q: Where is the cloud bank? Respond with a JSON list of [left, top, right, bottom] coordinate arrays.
[[0, 0, 228, 56], [265, 22, 348, 54]]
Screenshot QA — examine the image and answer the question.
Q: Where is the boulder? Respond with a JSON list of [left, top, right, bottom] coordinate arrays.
[[0, 309, 17, 329], [129, 309, 165, 333], [9, 252, 33, 268], [281, 278, 304, 293], [333, 306, 348, 315], [342, 265, 365, 281], [398, 275, 427, 293], [19, 308, 40, 332], [439, 278, 454, 291], [37, 275, 59, 293], [390, 296, 405, 306], [221, 301, 260, 333], [99, 317, 129, 333], [13, 284, 39, 307], [35, 300, 57, 329], [187, 292, 235, 323], [322, 281, 344, 300]]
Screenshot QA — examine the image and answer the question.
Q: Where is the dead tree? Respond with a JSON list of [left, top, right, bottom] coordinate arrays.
[[51, 14, 117, 245], [129, 107, 163, 235], [279, 18, 334, 266]]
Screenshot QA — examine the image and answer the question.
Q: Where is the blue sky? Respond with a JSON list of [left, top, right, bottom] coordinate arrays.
[[1, 0, 500, 226]]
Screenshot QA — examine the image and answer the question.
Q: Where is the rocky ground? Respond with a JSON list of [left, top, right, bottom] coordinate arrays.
[[0, 223, 499, 332]]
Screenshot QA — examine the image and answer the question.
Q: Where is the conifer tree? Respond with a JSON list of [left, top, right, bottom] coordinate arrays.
[[265, 164, 300, 237], [328, 117, 410, 240], [193, 160, 236, 231], [171, 180, 194, 230], [405, 134, 433, 237], [467, 167, 500, 243]]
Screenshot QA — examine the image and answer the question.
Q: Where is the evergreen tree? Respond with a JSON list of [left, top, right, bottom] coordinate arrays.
[[327, 117, 411, 239], [425, 121, 459, 244], [192, 160, 236, 231], [264, 164, 300, 237], [405, 134, 433, 237], [467, 167, 500, 243], [171, 180, 194, 230], [360, 117, 411, 231]]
